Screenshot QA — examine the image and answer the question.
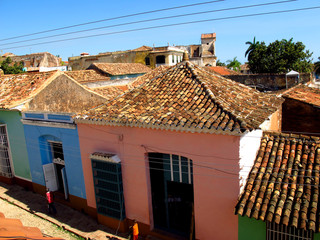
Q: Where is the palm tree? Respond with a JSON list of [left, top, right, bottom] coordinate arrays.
[[245, 37, 258, 60], [226, 57, 241, 72]]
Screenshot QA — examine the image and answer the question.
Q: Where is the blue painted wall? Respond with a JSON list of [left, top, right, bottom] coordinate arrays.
[[0, 110, 31, 180], [23, 123, 86, 199]]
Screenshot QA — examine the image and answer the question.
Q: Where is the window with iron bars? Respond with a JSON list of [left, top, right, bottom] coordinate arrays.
[[267, 221, 313, 240], [0, 125, 13, 178]]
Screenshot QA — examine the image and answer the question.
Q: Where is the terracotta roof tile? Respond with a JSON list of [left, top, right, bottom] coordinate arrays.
[[76, 62, 283, 134], [91, 85, 128, 99], [0, 71, 57, 109], [65, 70, 110, 84], [206, 66, 240, 76], [283, 84, 320, 107], [132, 45, 153, 51], [0, 211, 62, 239], [88, 63, 152, 76], [201, 33, 216, 39], [128, 65, 170, 89], [235, 132, 320, 231]]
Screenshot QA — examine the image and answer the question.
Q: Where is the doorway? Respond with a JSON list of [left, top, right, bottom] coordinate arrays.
[[43, 141, 68, 199], [149, 153, 194, 237]]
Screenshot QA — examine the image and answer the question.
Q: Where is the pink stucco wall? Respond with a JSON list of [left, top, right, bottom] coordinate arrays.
[[78, 123, 240, 240]]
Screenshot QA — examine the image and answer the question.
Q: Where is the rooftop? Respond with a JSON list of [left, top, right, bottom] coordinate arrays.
[[283, 84, 320, 107], [206, 66, 240, 76], [201, 33, 216, 39], [88, 63, 152, 76], [75, 61, 283, 135], [90, 85, 128, 100], [235, 132, 320, 232], [128, 65, 170, 89], [132, 45, 153, 52], [0, 71, 57, 109], [65, 70, 110, 84]]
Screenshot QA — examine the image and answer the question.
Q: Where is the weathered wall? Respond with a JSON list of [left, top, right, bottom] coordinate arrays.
[[69, 51, 140, 70], [25, 74, 107, 113], [0, 110, 31, 180], [77, 123, 242, 240], [260, 109, 282, 132], [226, 73, 312, 91], [282, 98, 320, 136], [11, 52, 60, 68]]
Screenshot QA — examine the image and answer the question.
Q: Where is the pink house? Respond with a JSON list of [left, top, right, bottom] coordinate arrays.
[[75, 62, 283, 240]]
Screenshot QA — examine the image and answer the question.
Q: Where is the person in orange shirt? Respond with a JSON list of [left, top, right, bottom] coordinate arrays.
[[132, 219, 139, 240]]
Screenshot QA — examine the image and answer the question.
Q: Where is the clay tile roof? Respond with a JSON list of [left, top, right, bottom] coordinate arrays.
[[206, 66, 240, 76], [91, 85, 128, 99], [283, 84, 320, 107], [201, 33, 216, 39], [0, 71, 58, 109], [0, 211, 62, 239], [132, 45, 153, 51], [65, 70, 110, 84], [88, 63, 152, 76], [128, 65, 170, 89], [235, 132, 320, 232], [75, 62, 283, 135]]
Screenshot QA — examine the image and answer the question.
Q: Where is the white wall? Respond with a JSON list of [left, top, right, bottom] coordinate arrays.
[[239, 129, 263, 194]]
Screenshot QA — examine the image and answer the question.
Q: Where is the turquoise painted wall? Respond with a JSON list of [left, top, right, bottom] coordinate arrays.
[[0, 110, 31, 180], [238, 215, 266, 240], [110, 73, 145, 80], [23, 123, 86, 199]]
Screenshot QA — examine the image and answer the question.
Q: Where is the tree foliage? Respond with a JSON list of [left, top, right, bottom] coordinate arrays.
[[0, 57, 24, 74], [216, 59, 226, 66], [226, 57, 241, 72], [245, 38, 313, 73], [315, 57, 320, 75]]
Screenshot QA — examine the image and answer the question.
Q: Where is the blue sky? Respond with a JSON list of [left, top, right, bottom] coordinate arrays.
[[0, 0, 319, 63]]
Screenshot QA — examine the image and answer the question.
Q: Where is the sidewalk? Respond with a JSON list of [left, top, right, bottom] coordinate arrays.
[[0, 182, 129, 240]]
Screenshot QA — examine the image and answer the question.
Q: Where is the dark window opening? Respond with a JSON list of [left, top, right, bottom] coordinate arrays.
[[145, 57, 150, 65], [156, 55, 166, 64], [51, 142, 64, 161]]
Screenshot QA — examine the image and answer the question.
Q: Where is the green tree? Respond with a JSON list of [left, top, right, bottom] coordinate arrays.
[[0, 57, 24, 74], [216, 60, 226, 66], [226, 57, 241, 71], [245, 38, 313, 73], [315, 57, 320, 75]]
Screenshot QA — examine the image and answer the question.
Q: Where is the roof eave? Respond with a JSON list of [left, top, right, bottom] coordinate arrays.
[[74, 117, 247, 136]]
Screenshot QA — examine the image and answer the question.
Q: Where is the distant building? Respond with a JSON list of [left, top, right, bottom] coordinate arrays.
[[2, 52, 61, 70], [240, 64, 251, 74], [68, 33, 217, 70]]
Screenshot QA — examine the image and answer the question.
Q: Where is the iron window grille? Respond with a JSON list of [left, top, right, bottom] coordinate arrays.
[[0, 125, 13, 178], [91, 158, 125, 220], [267, 221, 313, 240]]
